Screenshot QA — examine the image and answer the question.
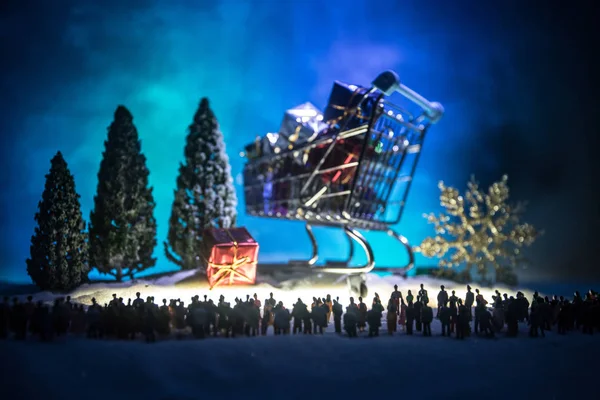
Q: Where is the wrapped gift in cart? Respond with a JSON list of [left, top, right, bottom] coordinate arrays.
[[241, 71, 444, 296]]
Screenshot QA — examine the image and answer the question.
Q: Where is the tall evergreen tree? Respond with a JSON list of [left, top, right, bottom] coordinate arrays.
[[164, 97, 238, 270], [27, 151, 89, 292], [89, 106, 157, 281]]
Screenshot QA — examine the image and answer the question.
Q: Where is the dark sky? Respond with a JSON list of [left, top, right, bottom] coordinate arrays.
[[0, 0, 599, 284]]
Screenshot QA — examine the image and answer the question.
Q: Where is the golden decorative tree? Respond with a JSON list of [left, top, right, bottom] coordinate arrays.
[[415, 175, 540, 285]]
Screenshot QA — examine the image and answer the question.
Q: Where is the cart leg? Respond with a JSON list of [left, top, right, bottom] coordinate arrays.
[[346, 229, 355, 263], [324, 227, 355, 266], [371, 229, 415, 275], [289, 223, 319, 266], [316, 226, 375, 274]]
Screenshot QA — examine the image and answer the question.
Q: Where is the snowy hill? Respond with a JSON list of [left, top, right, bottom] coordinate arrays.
[[2, 269, 541, 308]]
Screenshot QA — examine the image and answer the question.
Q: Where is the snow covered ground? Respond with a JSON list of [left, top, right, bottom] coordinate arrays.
[[2, 319, 598, 399], [1, 271, 598, 399], [3, 269, 540, 308]]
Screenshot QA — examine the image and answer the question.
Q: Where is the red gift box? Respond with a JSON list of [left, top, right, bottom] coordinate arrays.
[[202, 227, 259, 289], [309, 136, 367, 185]]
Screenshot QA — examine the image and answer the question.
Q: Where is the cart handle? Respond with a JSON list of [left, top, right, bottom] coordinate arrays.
[[371, 70, 444, 124]]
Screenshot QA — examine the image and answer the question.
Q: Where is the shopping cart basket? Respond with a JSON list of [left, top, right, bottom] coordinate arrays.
[[242, 71, 444, 295]]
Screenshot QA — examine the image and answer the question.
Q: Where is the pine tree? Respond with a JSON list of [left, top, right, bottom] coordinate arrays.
[[89, 106, 157, 281], [164, 97, 238, 270], [26, 151, 89, 292]]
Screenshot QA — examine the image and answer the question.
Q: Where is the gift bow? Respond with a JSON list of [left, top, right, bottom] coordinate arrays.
[[208, 255, 256, 289], [206, 230, 256, 290], [326, 86, 371, 127]]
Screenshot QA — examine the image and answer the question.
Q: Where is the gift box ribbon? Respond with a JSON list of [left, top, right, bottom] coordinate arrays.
[[326, 86, 371, 127], [206, 229, 257, 290]]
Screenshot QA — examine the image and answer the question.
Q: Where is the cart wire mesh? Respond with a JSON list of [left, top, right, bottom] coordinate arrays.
[[243, 97, 434, 231]]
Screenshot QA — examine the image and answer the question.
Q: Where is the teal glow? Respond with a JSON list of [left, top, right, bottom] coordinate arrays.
[[1, 0, 596, 284]]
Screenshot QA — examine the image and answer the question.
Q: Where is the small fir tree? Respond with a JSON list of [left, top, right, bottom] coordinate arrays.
[[164, 97, 238, 270], [89, 106, 157, 281], [26, 151, 89, 291], [415, 175, 540, 285]]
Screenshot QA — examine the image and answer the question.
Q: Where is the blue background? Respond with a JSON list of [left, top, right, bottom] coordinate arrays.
[[1, 0, 598, 284]]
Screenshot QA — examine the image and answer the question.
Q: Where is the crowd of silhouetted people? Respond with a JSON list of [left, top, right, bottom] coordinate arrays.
[[1, 284, 599, 342]]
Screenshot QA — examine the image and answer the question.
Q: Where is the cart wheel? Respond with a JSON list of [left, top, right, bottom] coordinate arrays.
[[359, 282, 368, 298], [347, 274, 368, 298]]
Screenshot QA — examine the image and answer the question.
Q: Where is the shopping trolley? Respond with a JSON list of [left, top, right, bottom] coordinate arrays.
[[242, 71, 444, 296]]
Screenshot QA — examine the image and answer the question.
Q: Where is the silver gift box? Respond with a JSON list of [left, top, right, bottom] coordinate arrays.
[[279, 102, 328, 145]]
